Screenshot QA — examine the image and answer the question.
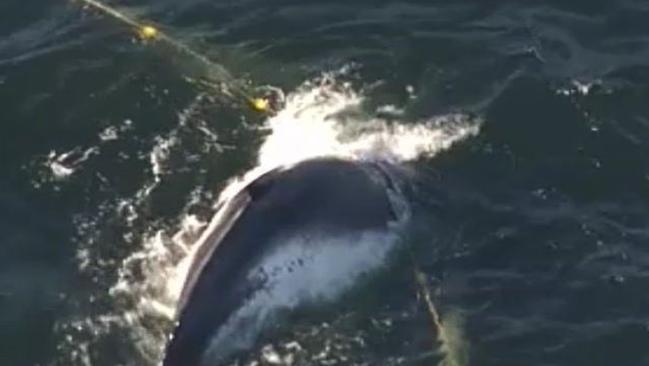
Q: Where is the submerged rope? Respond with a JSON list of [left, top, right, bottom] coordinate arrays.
[[411, 258, 468, 366]]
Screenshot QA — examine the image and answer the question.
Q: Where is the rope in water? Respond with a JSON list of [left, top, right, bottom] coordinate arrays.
[[74, 0, 274, 114]]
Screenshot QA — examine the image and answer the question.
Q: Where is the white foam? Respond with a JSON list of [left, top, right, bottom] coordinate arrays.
[[35, 119, 134, 188], [45, 147, 98, 179], [258, 80, 476, 166], [150, 135, 178, 182], [215, 77, 479, 208], [99, 119, 133, 141], [557, 79, 602, 96], [376, 104, 406, 116]]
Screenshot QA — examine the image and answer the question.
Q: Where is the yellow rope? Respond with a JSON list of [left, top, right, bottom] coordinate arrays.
[[411, 261, 468, 366], [75, 0, 273, 114]]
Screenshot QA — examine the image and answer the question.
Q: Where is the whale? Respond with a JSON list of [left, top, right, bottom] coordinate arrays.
[[163, 158, 407, 366]]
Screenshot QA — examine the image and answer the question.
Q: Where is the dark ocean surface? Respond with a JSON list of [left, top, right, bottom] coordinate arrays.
[[1, 0, 649, 365]]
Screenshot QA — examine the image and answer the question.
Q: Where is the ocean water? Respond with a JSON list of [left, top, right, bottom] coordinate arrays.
[[1, 0, 649, 365]]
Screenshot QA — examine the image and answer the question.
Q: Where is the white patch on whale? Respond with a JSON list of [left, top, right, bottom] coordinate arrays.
[[201, 229, 399, 364]]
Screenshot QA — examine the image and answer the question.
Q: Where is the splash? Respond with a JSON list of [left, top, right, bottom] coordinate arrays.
[[217, 76, 479, 205], [261, 83, 475, 164]]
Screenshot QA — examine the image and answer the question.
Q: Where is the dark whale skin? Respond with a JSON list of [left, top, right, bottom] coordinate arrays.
[[163, 158, 398, 366]]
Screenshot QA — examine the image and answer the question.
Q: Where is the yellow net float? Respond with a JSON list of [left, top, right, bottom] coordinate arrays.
[[250, 97, 271, 113], [138, 25, 159, 40]]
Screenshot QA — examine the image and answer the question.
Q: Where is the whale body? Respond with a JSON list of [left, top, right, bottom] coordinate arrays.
[[163, 158, 406, 366]]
